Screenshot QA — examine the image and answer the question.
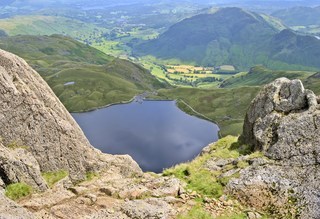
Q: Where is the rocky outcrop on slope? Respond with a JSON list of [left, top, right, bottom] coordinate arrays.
[[228, 78, 320, 218], [17, 171, 184, 219], [0, 49, 141, 186], [0, 142, 47, 191], [0, 191, 34, 219]]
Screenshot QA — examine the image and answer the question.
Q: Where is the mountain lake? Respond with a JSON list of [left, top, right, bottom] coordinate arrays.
[[72, 100, 219, 173]]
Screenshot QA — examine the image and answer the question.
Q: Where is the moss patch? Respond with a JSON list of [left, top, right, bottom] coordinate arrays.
[[42, 170, 68, 188], [177, 205, 213, 219], [5, 183, 32, 200], [163, 136, 245, 198]]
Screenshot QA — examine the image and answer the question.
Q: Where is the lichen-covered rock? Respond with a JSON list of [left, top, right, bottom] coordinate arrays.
[[121, 198, 175, 219], [229, 78, 320, 218], [0, 143, 47, 191], [240, 77, 320, 165], [240, 77, 318, 151], [0, 191, 34, 219], [0, 49, 142, 184]]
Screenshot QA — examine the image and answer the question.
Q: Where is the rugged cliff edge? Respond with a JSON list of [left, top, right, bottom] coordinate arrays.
[[228, 78, 320, 218]]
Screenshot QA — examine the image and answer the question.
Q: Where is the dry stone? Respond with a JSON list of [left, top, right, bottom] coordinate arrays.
[[0, 191, 34, 219], [229, 78, 320, 218]]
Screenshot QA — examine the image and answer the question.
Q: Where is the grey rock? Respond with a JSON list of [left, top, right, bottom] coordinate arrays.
[[241, 78, 320, 166], [240, 77, 318, 151], [0, 178, 4, 189], [230, 78, 320, 218], [0, 143, 47, 191], [151, 177, 181, 197], [121, 198, 175, 219], [86, 210, 129, 219], [0, 192, 34, 219], [247, 211, 262, 219]]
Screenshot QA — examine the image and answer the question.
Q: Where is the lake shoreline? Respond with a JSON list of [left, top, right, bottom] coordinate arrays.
[[71, 92, 222, 137]]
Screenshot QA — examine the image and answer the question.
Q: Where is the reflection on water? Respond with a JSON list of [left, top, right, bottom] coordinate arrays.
[[72, 100, 219, 173]]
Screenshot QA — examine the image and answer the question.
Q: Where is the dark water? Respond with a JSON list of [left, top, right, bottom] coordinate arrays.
[[72, 100, 219, 173]]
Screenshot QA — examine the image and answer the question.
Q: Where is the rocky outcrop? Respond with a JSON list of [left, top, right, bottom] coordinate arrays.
[[0, 49, 141, 187], [0, 142, 47, 191], [0, 190, 34, 219], [17, 171, 183, 219], [229, 78, 320, 218]]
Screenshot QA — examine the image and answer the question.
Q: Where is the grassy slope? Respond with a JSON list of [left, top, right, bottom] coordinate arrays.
[[219, 66, 320, 95], [0, 15, 106, 41], [164, 136, 266, 218], [220, 65, 314, 88], [0, 35, 165, 112], [159, 66, 318, 136], [157, 86, 261, 137]]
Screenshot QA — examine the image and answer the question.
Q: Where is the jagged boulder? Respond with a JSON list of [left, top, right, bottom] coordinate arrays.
[[240, 77, 319, 162], [0, 191, 34, 219], [0, 49, 142, 185], [0, 143, 47, 191], [228, 78, 320, 218]]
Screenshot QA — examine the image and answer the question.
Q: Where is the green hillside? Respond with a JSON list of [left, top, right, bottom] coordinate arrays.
[[157, 86, 261, 137], [136, 7, 320, 71], [301, 72, 320, 94], [220, 65, 314, 88], [0, 15, 106, 42], [136, 7, 277, 69], [157, 66, 319, 136], [0, 35, 165, 112]]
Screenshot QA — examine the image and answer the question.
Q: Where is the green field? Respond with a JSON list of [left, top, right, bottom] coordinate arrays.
[[157, 86, 261, 137]]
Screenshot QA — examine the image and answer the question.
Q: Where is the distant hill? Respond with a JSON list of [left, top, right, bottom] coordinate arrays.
[[0, 15, 106, 41], [0, 35, 165, 112], [136, 7, 320, 71], [220, 65, 313, 87], [219, 65, 320, 94], [272, 6, 320, 26]]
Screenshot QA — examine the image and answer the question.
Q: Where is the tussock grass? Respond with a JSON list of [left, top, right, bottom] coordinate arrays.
[[5, 183, 32, 200], [178, 205, 213, 219], [42, 170, 68, 188], [163, 136, 246, 198]]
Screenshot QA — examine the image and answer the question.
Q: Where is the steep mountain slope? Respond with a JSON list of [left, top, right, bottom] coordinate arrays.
[[137, 7, 277, 68], [0, 35, 165, 111], [267, 29, 320, 68], [136, 7, 320, 70]]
